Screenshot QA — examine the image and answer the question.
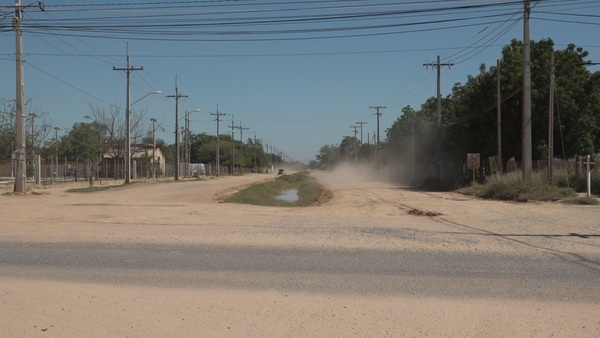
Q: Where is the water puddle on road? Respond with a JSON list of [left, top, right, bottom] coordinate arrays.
[[275, 189, 299, 202]]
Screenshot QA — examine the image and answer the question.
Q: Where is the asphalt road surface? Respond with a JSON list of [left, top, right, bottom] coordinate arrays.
[[1, 240, 599, 302]]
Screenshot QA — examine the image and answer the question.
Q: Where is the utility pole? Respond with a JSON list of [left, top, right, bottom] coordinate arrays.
[[113, 47, 143, 184], [184, 108, 201, 174], [370, 106, 386, 169], [424, 55, 453, 181], [350, 125, 359, 161], [548, 51, 555, 183], [181, 126, 185, 174], [29, 113, 36, 157], [210, 106, 226, 176], [185, 110, 190, 172], [522, 0, 533, 183], [355, 121, 367, 145], [12, 0, 44, 193], [253, 132, 258, 170], [350, 125, 359, 139], [230, 115, 235, 174], [54, 127, 59, 177], [151, 118, 157, 179], [497, 59, 502, 166], [237, 122, 249, 173], [412, 115, 416, 181], [265, 142, 270, 168], [29, 113, 36, 182], [166, 77, 188, 181]]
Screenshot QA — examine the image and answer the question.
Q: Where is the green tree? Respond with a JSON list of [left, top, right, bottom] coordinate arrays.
[[442, 39, 599, 173], [62, 121, 106, 162]]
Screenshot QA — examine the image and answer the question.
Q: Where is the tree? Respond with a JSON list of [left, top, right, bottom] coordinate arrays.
[[89, 102, 149, 161], [61, 121, 106, 162], [441, 39, 599, 173], [0, 98, 16, 160], [316, 144, 341, 170]]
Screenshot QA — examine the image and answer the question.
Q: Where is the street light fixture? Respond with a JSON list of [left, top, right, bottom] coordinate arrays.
[[126, 90, 161, 183]]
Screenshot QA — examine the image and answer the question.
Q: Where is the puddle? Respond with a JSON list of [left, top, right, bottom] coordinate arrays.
[[275, 189, 299, 202]]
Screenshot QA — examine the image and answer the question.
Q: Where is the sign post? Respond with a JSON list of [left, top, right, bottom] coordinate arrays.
[[585, 155, 595, 198]]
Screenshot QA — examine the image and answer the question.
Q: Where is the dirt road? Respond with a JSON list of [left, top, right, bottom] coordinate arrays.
[[1, 168, 599, 337]]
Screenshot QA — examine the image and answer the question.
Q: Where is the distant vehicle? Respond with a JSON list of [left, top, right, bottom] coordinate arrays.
[[277, 169, 286, 175], [191, 163, 206, 177]]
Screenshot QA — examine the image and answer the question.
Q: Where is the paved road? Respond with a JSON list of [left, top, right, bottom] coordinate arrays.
[[2, 240, 599, 302]]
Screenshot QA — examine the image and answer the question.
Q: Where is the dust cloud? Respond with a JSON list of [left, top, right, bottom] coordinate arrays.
[[327, 161, 421, 187]]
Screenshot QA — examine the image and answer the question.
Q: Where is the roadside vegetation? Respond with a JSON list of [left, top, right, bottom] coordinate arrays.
[[225, 171, 330, 207], [458, 169, 599, 205], [65, 181, 141, 193]]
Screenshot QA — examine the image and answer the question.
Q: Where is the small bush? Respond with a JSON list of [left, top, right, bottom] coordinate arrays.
[[458, 171, 577, 202]]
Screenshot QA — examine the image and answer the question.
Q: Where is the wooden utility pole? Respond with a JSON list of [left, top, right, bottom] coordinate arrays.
[[548, 51, 555, 183], [424, 55, 453, 181], [522, 0, 533, 183]]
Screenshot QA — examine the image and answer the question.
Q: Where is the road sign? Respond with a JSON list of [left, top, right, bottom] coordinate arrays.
[[467, 153, 480, 170]]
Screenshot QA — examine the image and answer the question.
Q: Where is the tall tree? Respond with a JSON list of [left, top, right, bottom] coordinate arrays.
[[62, 121, 106, 162]]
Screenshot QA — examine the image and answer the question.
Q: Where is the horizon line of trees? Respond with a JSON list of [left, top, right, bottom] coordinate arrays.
[[1, 99, 291, 176], [313, 39, 600, 183]]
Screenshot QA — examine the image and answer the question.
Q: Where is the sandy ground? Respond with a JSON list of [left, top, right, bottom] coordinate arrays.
[[1, 167, 599, 337]]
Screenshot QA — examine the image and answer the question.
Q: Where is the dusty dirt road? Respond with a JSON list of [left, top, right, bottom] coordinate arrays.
[[1, 167, 599, 337]]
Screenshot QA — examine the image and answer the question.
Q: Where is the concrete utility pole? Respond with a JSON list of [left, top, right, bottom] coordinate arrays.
[[184, 111, 190, 172], [54, 127, 59, 176], [522, 0, 533, 183], [424, 55, 453, 181], [237, 122, 249, 173], [29, 113, 38, 183], [181, 126, 185, 173], [496, 59, 502, 164], [370, 106, 386, 169], [355, 121, 367, 145], [12, 0, 44, 193], [113, 47, 143, 184], [210, 106, 226, 176], [253, 132, 258, 170], [166, 77, 188, 181], [151, 118, 157, 179], [230, 115, 235, 174], [548, 51, 555, 183]]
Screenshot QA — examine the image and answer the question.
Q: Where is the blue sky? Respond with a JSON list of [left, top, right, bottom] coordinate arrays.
[[1, 0, 599, 163]]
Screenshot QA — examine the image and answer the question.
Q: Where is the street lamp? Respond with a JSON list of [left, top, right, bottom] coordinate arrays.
[[126, 90, 161, 183]]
